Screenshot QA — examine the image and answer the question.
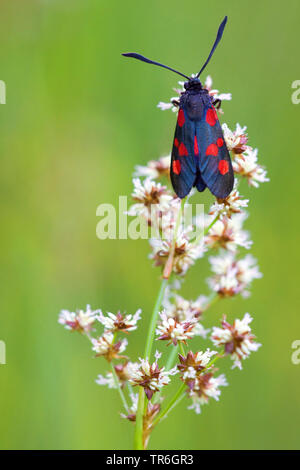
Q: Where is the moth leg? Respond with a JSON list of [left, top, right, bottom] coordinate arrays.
[[212, 98, 222, 110], [171, 99, 180, 107]]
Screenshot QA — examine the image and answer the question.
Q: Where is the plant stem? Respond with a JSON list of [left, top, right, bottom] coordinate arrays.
[[152, 383, 186, 427], [166, 345, 178, 370], [204, 214, 220, 236], [134, 278, 169, 450], [179, 342, 186, 356], [134, 387, 145, 450], [204, 293, 220, 312], [144, 278, 169, 360], [206, 353, 224, 369], [110, 362, 129, 412], [134, 199, 185, 450]]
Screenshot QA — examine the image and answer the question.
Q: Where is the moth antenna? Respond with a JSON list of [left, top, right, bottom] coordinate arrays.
[[122, 53, 190, 80], [197, 16, 228, 78]]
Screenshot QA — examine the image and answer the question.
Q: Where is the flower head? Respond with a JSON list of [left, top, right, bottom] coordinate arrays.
[[121, 393, 139, 422], [232, 148, 269, 188], [128, 351, 177, 399], [127, 177, 173, 220], [211, 313, 261, 369], [134, 155, 170, 180], [58, 305, 98, 333], [222, 123, 249, 154], [91, 332, 128, 362], [209, 185, 249, 218], [150, 230, 204, 276], [162, 293, 209, 338], [208, 252, 262, 297], [121, 393, 161, 447], [188, 373, 228, 414], [97, 309, 141, 333], [177, 349, 217, 389], [95, 372, 116, 389], [205, 213, 252, 251], [156, 311, 196, 346]]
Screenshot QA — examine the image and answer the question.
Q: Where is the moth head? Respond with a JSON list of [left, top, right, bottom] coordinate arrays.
[[184, 78, 201, 90]]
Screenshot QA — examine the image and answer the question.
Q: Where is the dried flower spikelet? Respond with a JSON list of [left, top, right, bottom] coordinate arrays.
[[127, 178, 173, 221], [97, 309, 141, 333], [156, 311, 197, 345], [121, 393, 139, 422], [209, 184, 249, 218], [134, 155, 171, 180], [232, 148, 269, 188], [211, 313, 261, 369], [164, 291, 208, 318], [91, 332, 128, 362], [222, 123, 249, 154], [162, 293, 210, 338], [208, 252, 262, 298], [128, 351, 177, 399], [150, 229, 204, 276], [205, 212, 252, 251], [177, 349, 217, 389], [187, 373, 228, 414], [58, 304, 98, 333], [96, 361, 137, 389], [121, 393, 161, 427], [95, 372, 116, 389]]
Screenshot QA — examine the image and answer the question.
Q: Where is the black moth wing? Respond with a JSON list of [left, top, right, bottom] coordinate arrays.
[[196, 105, 234, 199], [170, 106, 198, 199]]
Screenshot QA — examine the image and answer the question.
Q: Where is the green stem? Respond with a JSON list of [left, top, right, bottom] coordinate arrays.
[[134, 278, 169, 450], [134, 199, 185, 450], [134, 387, 145, 450], [166, 345, 178, 370], [152, 383, 186, 427], [206, 353, 224, 369], [144, 278, 169, 360], [179, 342, 186, 356], [110, 363, 129, 412], [154, 345, 179, 404], [204, 293, 220, 312], [204, 214, 220, 236]]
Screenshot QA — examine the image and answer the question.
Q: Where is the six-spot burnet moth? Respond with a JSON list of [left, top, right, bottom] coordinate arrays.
[[122, 16, 234, 200]]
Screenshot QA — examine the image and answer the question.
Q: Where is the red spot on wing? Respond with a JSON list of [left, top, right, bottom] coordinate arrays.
[[218, 160, 229, 175], [217, 138, 224, 147], [178, 109, 185, 127], [174, 138, 179, 148], [173, 160, 181, 175], [179, 142, 188, 157], [206, 107, 218, 126], [194, 135, 199, 155], [206, 143, 218, 156]]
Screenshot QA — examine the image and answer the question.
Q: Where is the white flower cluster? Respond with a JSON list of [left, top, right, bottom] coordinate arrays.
[[127, 351, 178, 400], [58, 304, 99, 333], [208, 252, 262, 297], [211, 313, 261, 369]]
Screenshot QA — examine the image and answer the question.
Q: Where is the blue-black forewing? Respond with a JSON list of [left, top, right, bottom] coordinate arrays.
[[170, 106, 199, 199], [195, 105, 234, 199]]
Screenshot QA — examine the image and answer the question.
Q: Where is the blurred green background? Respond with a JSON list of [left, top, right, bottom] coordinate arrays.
[[0, 0, 299, 450]]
